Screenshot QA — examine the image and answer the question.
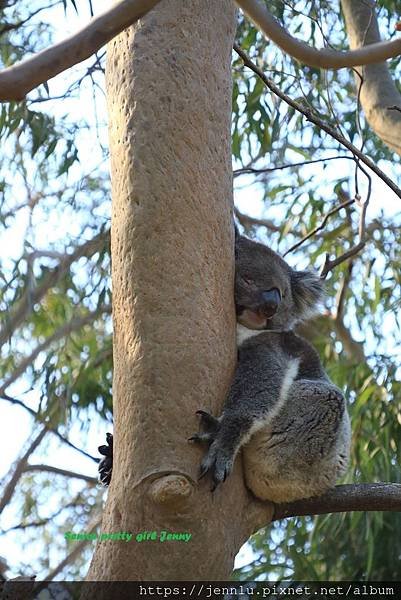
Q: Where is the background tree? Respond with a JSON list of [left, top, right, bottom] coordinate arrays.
[[0, 0, 400, 582]]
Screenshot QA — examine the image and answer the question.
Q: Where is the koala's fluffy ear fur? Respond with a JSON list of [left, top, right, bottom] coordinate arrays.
[[291, 270, 325, 321]]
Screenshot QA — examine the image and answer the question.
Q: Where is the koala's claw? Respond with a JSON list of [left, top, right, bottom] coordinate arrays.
[[189, 409, 220, 448], [198, 442, 234, 490], [198, 462, 210, 481], [98, 432, 113, 487], [195, 410, 220, 433], [188, 431, 214, 444]]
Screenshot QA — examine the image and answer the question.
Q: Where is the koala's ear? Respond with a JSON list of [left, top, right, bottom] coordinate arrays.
[[291, 270, 325, 320]]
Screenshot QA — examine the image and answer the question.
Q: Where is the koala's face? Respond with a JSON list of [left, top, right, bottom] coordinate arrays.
[[235, 233, 324, 331]]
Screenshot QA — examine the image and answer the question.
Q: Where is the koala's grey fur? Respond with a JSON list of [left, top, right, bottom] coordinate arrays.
[[191, 230, 351, 503]]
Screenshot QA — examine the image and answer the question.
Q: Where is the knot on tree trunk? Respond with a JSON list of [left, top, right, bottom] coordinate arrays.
[[149, 474, 194, 509]]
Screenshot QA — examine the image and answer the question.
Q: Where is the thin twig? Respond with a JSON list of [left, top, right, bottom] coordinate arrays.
[[1, 393, 98, 462], [0, 427, 47, 514], [0, 229, 110, 350], [1, 491, 90, 533], [36, 517, 101, 586], [283, 198, 355, 257], [24, 464, 97, 483], [2, 518, 50, 533], [334, 262, 354, 322], [320, 190, 370, 279], [233, 155, 354, 177], [234, 207, 283, 234], [0, 306, 111, 397], [0, 2, 60, 35], [233, 43, 401, 200]]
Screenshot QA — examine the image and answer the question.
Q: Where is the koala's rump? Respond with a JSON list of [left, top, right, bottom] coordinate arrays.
[[242, 380, 351, 503]]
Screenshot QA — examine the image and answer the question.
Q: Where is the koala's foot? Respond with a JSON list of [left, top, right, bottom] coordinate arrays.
[[189, 410, 233, 490], [98, 432, 113, 486], [199, 440, 234, 491], [188, 410, 220, 444]]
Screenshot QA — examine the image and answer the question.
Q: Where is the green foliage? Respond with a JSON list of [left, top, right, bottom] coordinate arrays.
[[232, 0, 401, 582], [1, 0, 401, 583], [0, 0, 110, 581]]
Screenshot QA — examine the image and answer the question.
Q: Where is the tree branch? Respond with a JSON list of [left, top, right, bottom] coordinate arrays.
[[1, 393, 98, 462], [235, 0, 401, 69], [320, 191, 369, 278], [24, 464, 97, 483], [234, 207, 283, 234], [0, 0, 162, 102], [233, 44, 401, 200], [233, 155, 355, 178], [0, 3, 60, 36], [283, 198, 355, 257], [341, 0, 401, 156], [331, 316, 365, 363], [1, 491, 90, 533], [335, 262, 353, 322], [2, 0, 399, 103], [0, 427, 47, 514], [329, 259, 366, 362], [0, 229, 110, 350], [37, 517, 101, 586], [272, 483, 401, 521], [0, 306, 111, 397]]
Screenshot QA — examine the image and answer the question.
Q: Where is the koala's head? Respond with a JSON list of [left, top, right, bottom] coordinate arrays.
[[235, 230, 324, 331]]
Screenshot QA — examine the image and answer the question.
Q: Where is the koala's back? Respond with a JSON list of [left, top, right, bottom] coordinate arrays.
[[238, 331, 351, 503]]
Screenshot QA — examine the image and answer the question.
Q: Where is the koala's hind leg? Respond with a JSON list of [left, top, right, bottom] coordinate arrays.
[[189, 410, 227, 482], [98, 432, 113, 486], [243, 381, 351, 502]]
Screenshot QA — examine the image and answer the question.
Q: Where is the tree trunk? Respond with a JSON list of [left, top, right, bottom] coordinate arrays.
[[85, 0, 272, 581], [341, 0, 401, 156]]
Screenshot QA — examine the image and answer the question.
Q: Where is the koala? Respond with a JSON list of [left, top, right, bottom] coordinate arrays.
[[190, 230, 351, 502], [98, 229, 351, 502]]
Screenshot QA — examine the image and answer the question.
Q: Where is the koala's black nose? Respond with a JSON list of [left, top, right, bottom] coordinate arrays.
[[261, 288, 281, 317]]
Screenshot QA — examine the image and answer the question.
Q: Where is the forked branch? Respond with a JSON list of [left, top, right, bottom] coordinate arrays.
[[236, 0, 401, 69], [319, 193, 369, 278], [0, 427, 47, 514]]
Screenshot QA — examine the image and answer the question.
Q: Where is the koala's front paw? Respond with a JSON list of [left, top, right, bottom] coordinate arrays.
[[199, 441, 234, 491], [98, 432, 113, 486]]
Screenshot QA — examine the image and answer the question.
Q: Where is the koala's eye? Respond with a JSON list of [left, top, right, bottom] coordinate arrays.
[[242, 276, 252, 285]]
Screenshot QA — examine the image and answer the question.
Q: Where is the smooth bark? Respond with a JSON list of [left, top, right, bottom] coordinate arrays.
[[341, 0, 401, 156], [84, 0, 267, 582]]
